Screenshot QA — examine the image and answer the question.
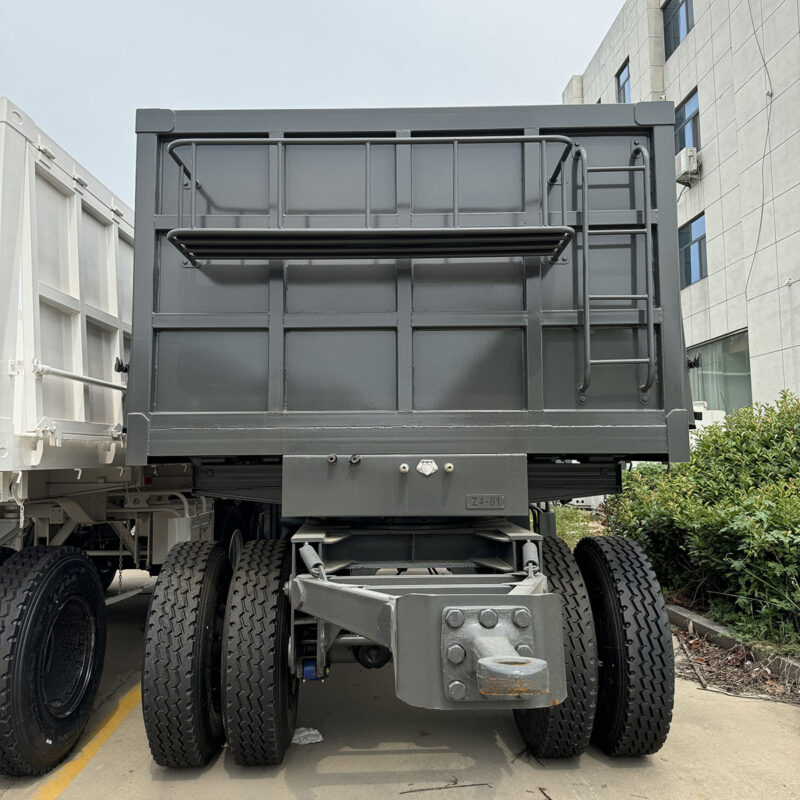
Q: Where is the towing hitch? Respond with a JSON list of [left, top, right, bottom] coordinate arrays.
[[288, 521, 566, 710]]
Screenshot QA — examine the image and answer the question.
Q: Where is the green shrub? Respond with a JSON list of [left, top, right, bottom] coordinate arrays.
[[605, 392, 800, 650], [554, 504, 594, 550]]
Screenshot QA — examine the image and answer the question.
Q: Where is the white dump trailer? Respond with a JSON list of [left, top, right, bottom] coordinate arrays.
[[0, 98, 210, 776]]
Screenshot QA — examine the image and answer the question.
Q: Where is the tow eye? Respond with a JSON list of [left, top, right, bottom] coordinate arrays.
[[441, 605, 549, 701]]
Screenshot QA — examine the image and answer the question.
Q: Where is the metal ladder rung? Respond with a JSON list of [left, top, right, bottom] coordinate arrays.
[[589, 294, 648, 301], [587, 228, 646, 235], [590, 358, 649, 366], [587, 165, 645, 173]]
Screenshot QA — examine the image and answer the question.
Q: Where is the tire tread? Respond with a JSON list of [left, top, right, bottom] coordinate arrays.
[[575, 535, 674, 757]]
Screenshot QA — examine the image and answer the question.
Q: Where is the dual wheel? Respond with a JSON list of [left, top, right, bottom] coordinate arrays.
[[514, 535, 673, 758], [142, 539, 297, 767]]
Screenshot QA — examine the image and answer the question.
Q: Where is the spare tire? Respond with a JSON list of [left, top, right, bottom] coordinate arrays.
[[0, 546, 107, 776]]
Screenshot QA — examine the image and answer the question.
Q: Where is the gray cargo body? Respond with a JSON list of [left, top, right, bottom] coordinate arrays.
[[128, 103, 691, 511]]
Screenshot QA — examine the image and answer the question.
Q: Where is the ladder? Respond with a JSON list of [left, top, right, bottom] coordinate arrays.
[[574, 145, 656, 398]]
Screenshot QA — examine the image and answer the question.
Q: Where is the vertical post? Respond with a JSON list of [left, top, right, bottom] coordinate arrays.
[[540, 142, 548, 226], [277, 142, 284, 229], [452, 140, 459, 228], [177, 165, 184, 229], [190, 143, 197, 228], [636, 145, 655, 394], [576, 147, 591, 394], [365, 141, 371, 229]]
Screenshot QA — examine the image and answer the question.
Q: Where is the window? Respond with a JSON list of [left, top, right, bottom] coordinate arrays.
[[675, 89, 700, 154], [663, 0, 694, 59], [616, 60, 631, 103], [688, 331, 752, 413], [679, 214, 707, 287]]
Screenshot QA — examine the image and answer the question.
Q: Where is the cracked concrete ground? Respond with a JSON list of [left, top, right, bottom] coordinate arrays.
[[1, 575, 798, 800]]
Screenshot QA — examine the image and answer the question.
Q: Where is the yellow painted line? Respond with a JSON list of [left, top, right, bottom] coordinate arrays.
[[33, 684, 142, 800]]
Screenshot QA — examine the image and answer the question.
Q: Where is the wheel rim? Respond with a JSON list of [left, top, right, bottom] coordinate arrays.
[[208, 580, 227, 720], [227, 528, 244, 568], [40, 597, 96, 718]]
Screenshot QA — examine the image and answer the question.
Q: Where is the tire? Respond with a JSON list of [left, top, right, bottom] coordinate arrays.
[[574, 535, 674, 757], [223, 539, 298, 766], [0, 546, 107, 776], [513, 536, 597, 758], [142, 541, 231, 767], [0, 547, 15, 568]]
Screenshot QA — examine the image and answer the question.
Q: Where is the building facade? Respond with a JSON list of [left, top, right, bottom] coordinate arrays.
[[563, 0, 800, 412]]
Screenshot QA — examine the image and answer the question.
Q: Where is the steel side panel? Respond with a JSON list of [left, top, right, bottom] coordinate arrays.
[[282, 454, 528, 517]]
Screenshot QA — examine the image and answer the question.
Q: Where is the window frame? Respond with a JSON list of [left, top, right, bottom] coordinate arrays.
[[663, 0, 694, 60], [675, 88, 701, 154], [616, 60, 631, 104], [679, 212, 707, 288], [687, 329, 752, 413]]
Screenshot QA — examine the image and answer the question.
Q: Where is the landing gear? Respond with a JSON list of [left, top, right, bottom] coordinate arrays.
[[0, 547, 107, 775], [223, 539, 298, 766], [514, 536, 597, 758], [574, 536, 674, 756], [141, 542, 231, 767]]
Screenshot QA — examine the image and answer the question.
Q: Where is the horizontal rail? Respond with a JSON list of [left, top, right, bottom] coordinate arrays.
[[32, 360, 125, 392], [166, 134, 575, 186]]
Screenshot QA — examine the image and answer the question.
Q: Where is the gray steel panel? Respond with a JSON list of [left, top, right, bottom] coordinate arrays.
[[154, 330, 268, 412], [413, 329, 525, 411], [282, 454, 528, 517], [285, 330, 397, 411]]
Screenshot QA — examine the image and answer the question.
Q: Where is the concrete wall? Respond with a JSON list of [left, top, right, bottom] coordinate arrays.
[[564, 0, 800, 405]]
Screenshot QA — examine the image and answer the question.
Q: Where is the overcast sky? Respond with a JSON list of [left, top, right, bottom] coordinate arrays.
[[1, 0, 623, 206]]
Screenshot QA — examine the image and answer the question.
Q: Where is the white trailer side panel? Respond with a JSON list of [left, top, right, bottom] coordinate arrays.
[[0, 98, 133, 474]]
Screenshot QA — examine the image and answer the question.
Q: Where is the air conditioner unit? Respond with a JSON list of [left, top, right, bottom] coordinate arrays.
[[675, 146, 700, 186]]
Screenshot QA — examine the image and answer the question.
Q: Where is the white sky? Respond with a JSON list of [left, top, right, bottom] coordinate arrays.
[[1, 0, 624, 206]]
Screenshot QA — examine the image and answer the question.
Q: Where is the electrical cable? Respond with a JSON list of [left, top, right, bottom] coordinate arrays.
[[743, 0, 774, 300]]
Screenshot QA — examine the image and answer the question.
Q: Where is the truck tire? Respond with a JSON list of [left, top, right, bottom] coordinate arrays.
[[0, 546, 106, 776], [142, 542, 231, 767], [574, 536, 673, 756], [513, 536, 597, 758], [223, 539, 298, 766]]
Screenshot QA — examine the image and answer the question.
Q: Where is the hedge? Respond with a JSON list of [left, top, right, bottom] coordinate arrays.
[[604, 392, 800, 649]]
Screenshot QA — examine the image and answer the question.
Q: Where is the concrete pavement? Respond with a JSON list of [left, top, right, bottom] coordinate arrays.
[[0, 577, 798, 800]]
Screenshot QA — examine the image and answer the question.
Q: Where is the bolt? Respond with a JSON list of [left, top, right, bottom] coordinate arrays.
[[478, 609, 498, 628], [399, 463, 409, 474], [512, 608, 531, 629], [327, 454, 338, 463], [444, 462, 454, 473], [445, 609, 465, 629], [516, 643, 534, 657], [446, 644, 466, 665], [349, 454, 361, 465], [447, 680, 467, 700]]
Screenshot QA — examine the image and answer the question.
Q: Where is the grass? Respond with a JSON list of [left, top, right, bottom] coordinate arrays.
[[554, 504, 601, 550]]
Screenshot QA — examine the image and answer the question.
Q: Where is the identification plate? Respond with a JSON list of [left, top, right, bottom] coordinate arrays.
[[466, 494, 506, 510]]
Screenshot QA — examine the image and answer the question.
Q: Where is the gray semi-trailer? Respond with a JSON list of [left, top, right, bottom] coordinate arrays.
[[129, 103, 689, 768]]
